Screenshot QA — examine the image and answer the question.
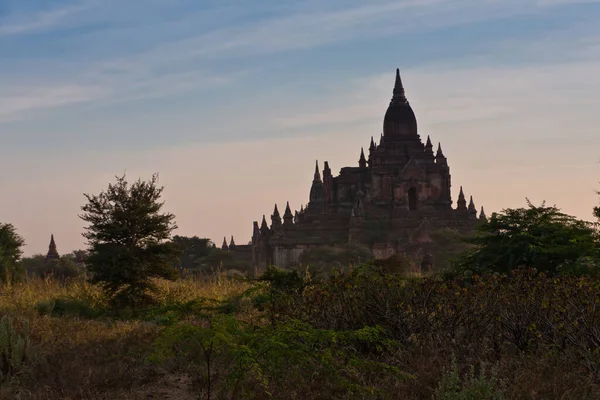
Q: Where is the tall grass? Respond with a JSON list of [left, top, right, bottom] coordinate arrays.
[[0, 267, 599, 399]]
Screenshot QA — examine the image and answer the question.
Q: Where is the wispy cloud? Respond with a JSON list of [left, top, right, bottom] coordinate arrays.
[[0, 84, 106, 122], [2, 0, 599, 124], [101, 0, 600, 62], [0, 1, 94, 36]]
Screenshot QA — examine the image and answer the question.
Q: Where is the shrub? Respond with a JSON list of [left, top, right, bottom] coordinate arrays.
[[151, 315, 411, 399], [435, 356, 504, 400], [0, 315, 31, 383]]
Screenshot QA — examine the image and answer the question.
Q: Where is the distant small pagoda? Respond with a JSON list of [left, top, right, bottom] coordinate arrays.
[[45, 234, 60, 262]]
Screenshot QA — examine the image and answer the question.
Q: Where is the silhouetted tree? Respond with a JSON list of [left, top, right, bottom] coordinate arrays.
[[22, 253, 85, 281], [456, 199, 599, 275], [594, 189, 600, 222], [79, 174, 178, 307], [0, 223, 25, 281], [171, 235, 213, 270]]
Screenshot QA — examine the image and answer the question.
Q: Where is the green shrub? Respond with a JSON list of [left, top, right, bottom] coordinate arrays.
[[35, 297, 102, 318], [435, 356, 504, 400], [150, 316, 411, 399], [0, 315, 30, 382]]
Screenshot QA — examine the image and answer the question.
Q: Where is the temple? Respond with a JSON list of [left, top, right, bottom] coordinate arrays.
[[45, 234, 60, 261], [229, 69, 485, 272]]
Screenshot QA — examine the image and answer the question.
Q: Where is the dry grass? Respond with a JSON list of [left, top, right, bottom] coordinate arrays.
[[2, 270, 600, 399], [0, 273, 251, 400]]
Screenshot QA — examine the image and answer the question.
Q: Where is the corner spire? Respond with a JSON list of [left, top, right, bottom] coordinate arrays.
[[313, 160, 321, 182], [479, 206, 487, 221], [436, 143, 444, 157], [457, 187, 467, 211], [229, 235, 236, 250], [271, 203, 282, 229], [221, 236, 229, 250], [253, 221, 260, 236], [435, 142, 447, 166], [425, 135, 434, 156], [309, 161, 325, 207], [358, 147, 367, 168], [369, 136, 375, 151], [468, 195, 477, 215], [283, 201, 294, 226], [260, 215, 270, 234]]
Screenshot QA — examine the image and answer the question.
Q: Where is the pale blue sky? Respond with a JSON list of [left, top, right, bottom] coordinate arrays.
[[1, 0, 600, 255]]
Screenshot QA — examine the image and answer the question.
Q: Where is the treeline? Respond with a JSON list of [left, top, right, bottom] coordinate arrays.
[[1, 173, 600, 304], [1, 232, 249, 282]]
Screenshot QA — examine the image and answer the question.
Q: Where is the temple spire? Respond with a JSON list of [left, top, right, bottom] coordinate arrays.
[[283, 201, 294, 226], [358, 147, 367, 168], [221, 236, 229, 250], [313, 160, 322, 182], [260, 215, 270, 234], [479, 206, 487, 221], [425, 135, 434, 156], [457, 187, 467, 211], [253, 221, 260, 236], [323, 161, 331, 176], [369, 136, 375, 151], [392, 68, 407, 104], [271, 204, 282, 229], [436, 143, 444, 157], [229, 236, 236, 250], [468, 195, 477, 216], [45, 234, 59, 261], [436, 142, 447, 166], [309, 161, 325, 208]]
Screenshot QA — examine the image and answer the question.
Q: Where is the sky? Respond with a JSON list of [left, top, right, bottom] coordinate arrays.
[[1, 0, 600, 256]]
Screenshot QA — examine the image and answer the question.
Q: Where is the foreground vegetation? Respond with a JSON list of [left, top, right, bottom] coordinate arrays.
[[1, 174, 600, 398], [0, 266, 599, 399]]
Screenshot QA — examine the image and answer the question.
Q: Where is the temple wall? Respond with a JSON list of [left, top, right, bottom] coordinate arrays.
[[273, 245, 310, 267], [372, 244, 397, 260]]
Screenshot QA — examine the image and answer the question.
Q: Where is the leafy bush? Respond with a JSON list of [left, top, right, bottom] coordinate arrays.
[[0, 223, 25, 283], [35, 298, 101, 318], [151, 315, 411, 399], [260, 265, 600, 380], [435, 356, 504, 400], [0, 315, 30, 383]]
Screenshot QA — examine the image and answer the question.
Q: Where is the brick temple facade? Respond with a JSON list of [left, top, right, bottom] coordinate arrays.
[[224, 69, 485, 272]]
